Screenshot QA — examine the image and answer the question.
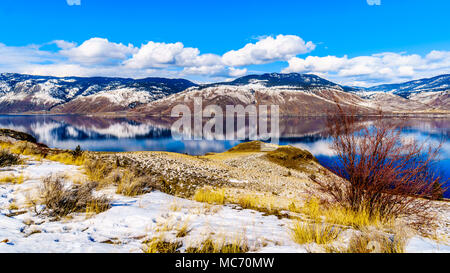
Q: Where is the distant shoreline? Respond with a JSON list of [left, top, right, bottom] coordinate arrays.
[[1, 111, 449, 118]]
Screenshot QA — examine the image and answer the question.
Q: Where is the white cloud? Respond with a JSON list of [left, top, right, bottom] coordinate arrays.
[[0, 43, 58, 72], [1, 35, 449, 85], [283, 51, 450, 86], [367, 0, 381, 6], [181, 65, 227, 76], [222, 35, 315, 67], [228, 67, 248, 77], [60, 38, 137, 65], [0, 35, 315, 80], [52, 40, 77, 50], [66, 0, 81, 6], [123, 41, 222, 69]]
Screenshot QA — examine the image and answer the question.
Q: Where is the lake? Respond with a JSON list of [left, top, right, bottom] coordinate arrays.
[[0, 114, 449, 197]]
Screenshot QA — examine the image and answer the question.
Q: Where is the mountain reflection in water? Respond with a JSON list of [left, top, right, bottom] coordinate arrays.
[[0, 114, 448, 197]]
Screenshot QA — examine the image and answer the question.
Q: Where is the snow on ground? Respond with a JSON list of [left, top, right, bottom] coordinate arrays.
[[406, 236, 450, 253], [0, 159, 449, 253], [0, 159, 305, 253]]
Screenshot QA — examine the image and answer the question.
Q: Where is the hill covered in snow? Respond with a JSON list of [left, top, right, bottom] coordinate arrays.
[[0, 72, 448, 115], [0, 73, 197, 113]]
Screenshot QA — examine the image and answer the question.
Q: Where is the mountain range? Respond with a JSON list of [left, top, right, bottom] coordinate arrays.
[[0, 73, 195, 113], [0, 72, 448, 116]]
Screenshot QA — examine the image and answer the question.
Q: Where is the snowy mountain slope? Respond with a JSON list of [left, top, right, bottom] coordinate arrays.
[[353, 91, 430, 112], [366, 74, 450, 98], [0, 73, 197, 113], [133, 74, 377, 116], [202, 73, 350, 91], [0, 73, 449, 115], [133, 73, 450, 116]]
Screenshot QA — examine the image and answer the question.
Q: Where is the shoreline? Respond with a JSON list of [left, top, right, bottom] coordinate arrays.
[[1, 112, 450, 118]]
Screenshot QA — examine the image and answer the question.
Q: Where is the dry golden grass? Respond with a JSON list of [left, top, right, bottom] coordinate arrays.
[[85, 200, 111, 217], [1, 141, 84, 167], [193, 187, 225, 204], [300, 198, 322, 221], [291, 222, 341, 245], [83, 158, 111, 183], [193, 187, 296, 217], [2, 141, 47, 159], [186, 236, 249, 253], [175, 220, 191, 238], [8, 141, 34, 155], [0, 173, 25, 184], [299, 198, 391, 229], [229, 193, 285, 217], [333, 229, 406, 253], [46, 153, 84, 166], [8, 202, 19, 210], [116, 171, 158, 196], [143, 236, 182, 253], [323, 206, 389, 229], [0, 149, 22, 167]]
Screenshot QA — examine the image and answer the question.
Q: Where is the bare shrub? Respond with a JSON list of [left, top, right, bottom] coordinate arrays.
[[316, 104, 446, 223], [0, 149, 21, 167], [40, 175, 110, 217]]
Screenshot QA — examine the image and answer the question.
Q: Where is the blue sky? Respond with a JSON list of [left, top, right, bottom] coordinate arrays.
[[0, 0, 449, 86]]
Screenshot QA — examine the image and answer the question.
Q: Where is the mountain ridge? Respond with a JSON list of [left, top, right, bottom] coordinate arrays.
[[0, 73, 197, 113], [0, 72, 448, 115]]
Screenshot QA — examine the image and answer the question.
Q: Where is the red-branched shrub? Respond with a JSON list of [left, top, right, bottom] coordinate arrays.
[[316, 104, 446, 221]]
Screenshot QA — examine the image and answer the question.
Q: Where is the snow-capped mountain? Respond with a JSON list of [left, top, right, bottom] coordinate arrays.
[[132, 73, 378, 116], [366, 74, 450, 97], [0, 72, 448, 115], [133, 73, 450, 115], [362, 74, 450, 111], [202, 73, 350, 91], [0, 73, 197, 113]]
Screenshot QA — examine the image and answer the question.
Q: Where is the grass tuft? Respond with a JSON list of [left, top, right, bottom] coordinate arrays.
[[0, 149, 21, 167], [46, 153, 84, 166], [337, 230, 406, 253], [323, 206, 388, 229], [193, 187, 225, 204], [291, 222, 341, 245], [176, 220, 191, 238], [83, 158, 111, 183], [0, 173, 25, 184], [299, 198, 391, 229], [116, 171, 158, 196], [143, 237, 182, 253], [186, 237, 249, 253]]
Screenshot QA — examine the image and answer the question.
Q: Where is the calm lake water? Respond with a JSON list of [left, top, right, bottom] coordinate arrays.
[[1, 114, 449, 197]]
